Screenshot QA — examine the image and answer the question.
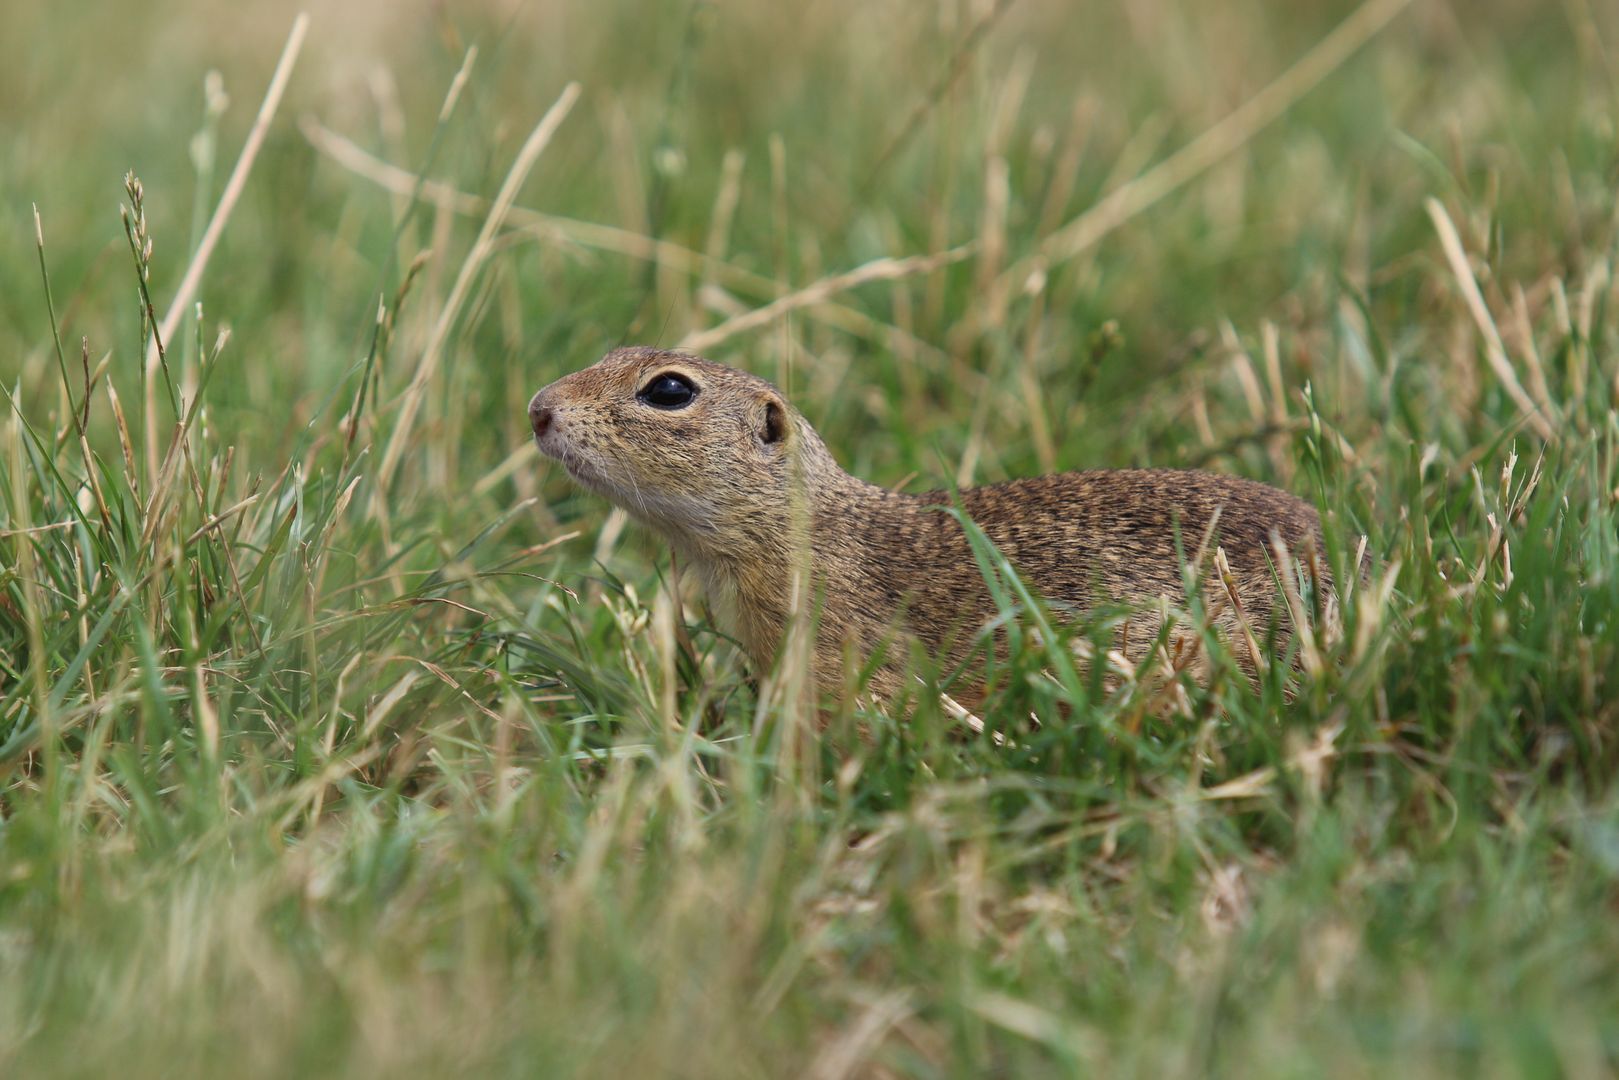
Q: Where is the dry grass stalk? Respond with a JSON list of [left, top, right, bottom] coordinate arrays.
[[377, 81, 582, 495], [303, 119, 953, 368], [678, 245, 975, 354], [1002, 0, 1414, 286], [1426, 197, 1557, 440], [146, 13, 309, 376]]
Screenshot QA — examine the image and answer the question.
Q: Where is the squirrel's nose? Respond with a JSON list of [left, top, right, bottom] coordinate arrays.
[[528, 393, 554, 438]]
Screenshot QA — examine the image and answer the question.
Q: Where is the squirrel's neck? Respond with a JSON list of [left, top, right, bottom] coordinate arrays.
[[674, 463, 936, 675]]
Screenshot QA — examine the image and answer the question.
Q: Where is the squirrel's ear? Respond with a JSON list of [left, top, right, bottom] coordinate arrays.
[[758, 395, 786, 446]]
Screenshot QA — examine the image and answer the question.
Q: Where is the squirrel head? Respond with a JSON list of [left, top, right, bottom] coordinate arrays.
[[529, 347, 833, 547]]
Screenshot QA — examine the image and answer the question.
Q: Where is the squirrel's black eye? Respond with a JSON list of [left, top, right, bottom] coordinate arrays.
[[637, 372, 698, 410]]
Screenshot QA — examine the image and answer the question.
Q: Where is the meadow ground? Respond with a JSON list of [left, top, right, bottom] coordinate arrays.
[[3, 0, 1618, 1075]]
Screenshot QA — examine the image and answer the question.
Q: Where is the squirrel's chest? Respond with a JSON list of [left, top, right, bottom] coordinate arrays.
[[690, 558, 790, 668]]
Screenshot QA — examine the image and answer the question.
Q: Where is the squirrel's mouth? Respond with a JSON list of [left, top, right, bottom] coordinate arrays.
[[561, 456, 601, 487], [539, 439, 609, 492]]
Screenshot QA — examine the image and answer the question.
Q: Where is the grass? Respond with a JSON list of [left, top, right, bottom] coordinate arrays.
[[3, 0, 1618, 1074]]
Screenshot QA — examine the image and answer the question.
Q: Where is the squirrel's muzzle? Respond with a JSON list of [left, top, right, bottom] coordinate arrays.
[[528, 391, 554, 439]]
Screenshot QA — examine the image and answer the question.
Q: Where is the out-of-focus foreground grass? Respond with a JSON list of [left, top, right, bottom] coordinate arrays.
[[2, 0, 1618, 1075]]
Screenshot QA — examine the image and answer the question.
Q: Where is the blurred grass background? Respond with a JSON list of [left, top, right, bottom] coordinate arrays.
[[2, 0, 1619, 1075]]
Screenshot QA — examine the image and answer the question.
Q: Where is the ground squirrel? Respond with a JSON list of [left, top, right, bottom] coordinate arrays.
[[529, 347, 1326, 703]]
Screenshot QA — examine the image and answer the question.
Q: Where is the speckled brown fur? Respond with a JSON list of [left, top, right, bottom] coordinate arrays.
[[529, 347, 1325, 702]]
